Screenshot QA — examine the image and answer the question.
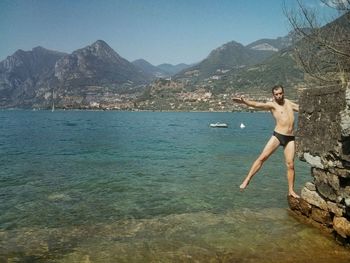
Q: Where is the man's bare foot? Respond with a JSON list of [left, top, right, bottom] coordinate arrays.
[[288, 191, 300, 198], [239, 181, 249, 191]]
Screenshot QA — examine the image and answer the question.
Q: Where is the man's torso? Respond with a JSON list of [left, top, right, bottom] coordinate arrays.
[[270, 99, 295, 135]]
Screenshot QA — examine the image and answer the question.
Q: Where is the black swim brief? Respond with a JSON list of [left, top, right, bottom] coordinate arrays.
[[273, 131, 295, 147]]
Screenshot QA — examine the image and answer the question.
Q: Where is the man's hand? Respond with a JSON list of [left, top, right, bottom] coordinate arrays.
[[232, 96, 245, 104]]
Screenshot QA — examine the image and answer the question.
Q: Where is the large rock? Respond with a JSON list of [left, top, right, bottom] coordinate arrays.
[[296, 84, 350, 167], [313, 168, 340, 190], [290, 83, 350, 245], [303, 153, 324, 169], [301, 187, 328, 210], [305, 181, 316, 191], [339, 186, 350, 200], [340, 86, 350, 138], [327, 201, 344, 217], [333, 216, 350, 238], [311, 207, 332, 225], [330, 167, 350, 178], [288, 195, 312, 216], [312, 168, 339, 201]]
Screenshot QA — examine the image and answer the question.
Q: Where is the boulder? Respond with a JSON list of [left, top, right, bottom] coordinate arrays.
[[333, 216, 350, 238], [301, 187, 328, 210], [311, 207, 332, 225], [303, 153, 323, 169], [312, 168, 340, 191], [305, 181, 316, 191], [288, 195, 312, 216], [327, 201, 343, 217], [316, 182, 337, 201]]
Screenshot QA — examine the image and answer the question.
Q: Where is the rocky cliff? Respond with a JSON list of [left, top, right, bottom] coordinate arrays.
[[289, 82, 350, 245], [55, 40, 151, 87], [0, 40, 153, 109], [0, 47, 66, 107]]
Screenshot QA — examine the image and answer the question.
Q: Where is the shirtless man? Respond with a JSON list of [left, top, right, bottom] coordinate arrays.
[[232, 85, 300, 198]]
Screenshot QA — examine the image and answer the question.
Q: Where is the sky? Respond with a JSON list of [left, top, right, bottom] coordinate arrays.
[[0, 0, 341, 65]]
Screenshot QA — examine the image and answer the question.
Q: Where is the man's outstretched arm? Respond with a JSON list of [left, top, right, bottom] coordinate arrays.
[[232, 96, 274, 110]]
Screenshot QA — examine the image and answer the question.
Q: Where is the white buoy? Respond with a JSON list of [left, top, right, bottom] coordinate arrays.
[[240, 123, 245, 129]]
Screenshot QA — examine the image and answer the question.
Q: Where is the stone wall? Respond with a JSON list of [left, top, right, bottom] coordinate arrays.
[[288, 83, 350, 245]]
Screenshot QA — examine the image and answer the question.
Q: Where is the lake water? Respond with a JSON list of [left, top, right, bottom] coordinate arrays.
[[0, 111, 349, 262]]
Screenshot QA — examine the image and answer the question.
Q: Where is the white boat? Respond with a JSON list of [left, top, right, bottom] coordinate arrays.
[[210, 123, 228, 128], [240, 123, 245, 129]]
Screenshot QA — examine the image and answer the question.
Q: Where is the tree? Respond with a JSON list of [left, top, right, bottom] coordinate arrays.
[[284, 0, 350, 86]]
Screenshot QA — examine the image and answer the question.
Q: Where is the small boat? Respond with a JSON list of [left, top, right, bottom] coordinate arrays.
[[210, 122, 228, 128], [240, 123, 245, 129]]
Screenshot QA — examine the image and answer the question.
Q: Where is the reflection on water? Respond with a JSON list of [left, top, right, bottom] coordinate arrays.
[[1, 208, 350, 262]]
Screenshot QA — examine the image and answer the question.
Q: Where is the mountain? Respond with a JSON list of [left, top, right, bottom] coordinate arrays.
[[157, 63, 191, 76], [0, 40, 153, 108], [0, 47, 66, 107], [2, 13, 346, 110], [290, 13, 350, 85], [174, 40, 275, 81], [173, 30, 311, 84], [138, 31, 309, 110], [132, 60, 193, 78], [55, 40, 152, 87], [218, 48, 305, 98], [132, 59, 169, 78], [156, 20, 346, 104], [246, 30, 307, 51], [135, 47, 305, 111]]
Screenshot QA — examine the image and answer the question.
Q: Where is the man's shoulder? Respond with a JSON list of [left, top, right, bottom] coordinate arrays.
[[285, 99, 297, 106], [267, 101, 277, 108]]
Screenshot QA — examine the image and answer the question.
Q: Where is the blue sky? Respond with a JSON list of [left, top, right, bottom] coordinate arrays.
[[0, 0, 339, 65]]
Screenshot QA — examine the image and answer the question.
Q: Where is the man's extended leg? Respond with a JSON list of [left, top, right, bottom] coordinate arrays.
[[240, 136, 280, 190], [284, 141, 300, 198]]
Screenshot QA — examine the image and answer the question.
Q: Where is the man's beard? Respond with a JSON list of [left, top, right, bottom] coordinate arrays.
[[275, 97, 284, 104]]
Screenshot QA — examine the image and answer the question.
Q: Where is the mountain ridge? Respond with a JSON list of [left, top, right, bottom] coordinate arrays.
[[54, 40, 151, 86], [132, 59, 169, 79], [0, 40, 153, 108], [2, 22, 341, 110], [174, 40, 276, 82]]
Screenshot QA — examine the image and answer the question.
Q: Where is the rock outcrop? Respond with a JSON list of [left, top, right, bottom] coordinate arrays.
[[289, 83, 350, 245]]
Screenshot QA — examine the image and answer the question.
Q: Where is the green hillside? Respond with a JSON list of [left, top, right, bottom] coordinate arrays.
[[223, 50, 304, 98], [175, 41, 275, 82]]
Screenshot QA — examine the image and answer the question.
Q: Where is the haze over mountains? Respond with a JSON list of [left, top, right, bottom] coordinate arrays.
[[0, 13, 347, 110]]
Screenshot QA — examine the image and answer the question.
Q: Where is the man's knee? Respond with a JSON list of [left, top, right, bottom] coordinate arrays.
[[259, 155, 269, 162], [285, 161, 294, 170]]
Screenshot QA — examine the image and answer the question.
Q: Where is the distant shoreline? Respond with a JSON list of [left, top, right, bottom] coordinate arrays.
[[0, 108, 264, 113]]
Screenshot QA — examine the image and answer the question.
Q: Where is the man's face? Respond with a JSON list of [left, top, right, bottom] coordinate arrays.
[[273, 88, 284, 103]]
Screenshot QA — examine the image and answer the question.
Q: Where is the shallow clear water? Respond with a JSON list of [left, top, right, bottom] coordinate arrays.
[[0, 110, 349, 262]]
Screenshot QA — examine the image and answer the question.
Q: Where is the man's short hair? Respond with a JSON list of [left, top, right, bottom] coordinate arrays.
[[272, 85, 284, 94]]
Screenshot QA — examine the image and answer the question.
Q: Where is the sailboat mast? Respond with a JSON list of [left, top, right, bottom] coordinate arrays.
[[52, 89, 55, 112]]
